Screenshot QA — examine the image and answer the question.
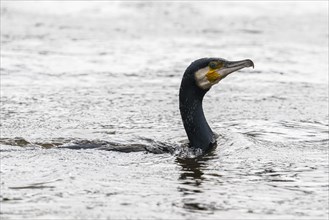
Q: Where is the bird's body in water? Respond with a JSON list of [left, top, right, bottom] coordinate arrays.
[[179, 58, 254, 153], [58, 57, 254, 154]]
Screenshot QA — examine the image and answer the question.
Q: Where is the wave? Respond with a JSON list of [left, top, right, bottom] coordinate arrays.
[[1, 130, 327, 158], [0, 136, 178, 154], [0, 136, 214, 158]]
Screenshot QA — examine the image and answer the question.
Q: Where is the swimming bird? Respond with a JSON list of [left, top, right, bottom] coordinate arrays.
[[179, 58, 254, 153]]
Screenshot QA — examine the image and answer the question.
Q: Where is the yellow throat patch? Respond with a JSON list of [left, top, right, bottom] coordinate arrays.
[[195, 66, 223, 90], [206, 69, 221, 82]]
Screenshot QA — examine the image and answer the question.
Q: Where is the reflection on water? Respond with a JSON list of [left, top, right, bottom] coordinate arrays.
[[176, 149, 218, 212]]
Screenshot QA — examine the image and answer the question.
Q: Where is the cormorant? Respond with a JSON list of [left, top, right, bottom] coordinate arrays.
[[179, 58, 254, 152]]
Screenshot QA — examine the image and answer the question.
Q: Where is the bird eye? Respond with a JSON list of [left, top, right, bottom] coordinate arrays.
[[209, 62, 217, 69]]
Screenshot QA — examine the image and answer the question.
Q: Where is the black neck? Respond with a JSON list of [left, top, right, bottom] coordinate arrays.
[[179, 72, 216, 151]]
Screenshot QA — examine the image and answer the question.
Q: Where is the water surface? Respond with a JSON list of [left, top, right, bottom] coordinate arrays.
[[1, 2, 328, 219]]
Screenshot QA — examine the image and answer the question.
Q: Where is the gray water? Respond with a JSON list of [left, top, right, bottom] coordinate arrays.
[[1, 2, 328, 219]]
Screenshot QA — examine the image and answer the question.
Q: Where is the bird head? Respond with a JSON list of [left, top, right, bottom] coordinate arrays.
[[193, 58, 254, 90]]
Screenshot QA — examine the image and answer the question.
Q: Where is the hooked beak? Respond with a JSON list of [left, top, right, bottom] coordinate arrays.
[[218, 59, 254, 78]]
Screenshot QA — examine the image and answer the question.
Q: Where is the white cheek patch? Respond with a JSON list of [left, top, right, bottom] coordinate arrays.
[[194, 67, 221, 90]]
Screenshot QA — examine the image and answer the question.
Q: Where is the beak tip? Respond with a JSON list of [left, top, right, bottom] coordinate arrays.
[[248, 59, 254, 69]]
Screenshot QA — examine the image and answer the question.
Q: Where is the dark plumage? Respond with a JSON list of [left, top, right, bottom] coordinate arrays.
[[179, 58, 254, 152]]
